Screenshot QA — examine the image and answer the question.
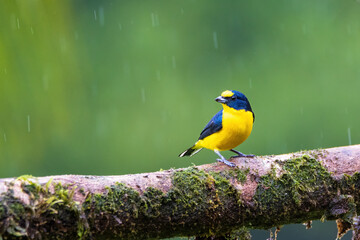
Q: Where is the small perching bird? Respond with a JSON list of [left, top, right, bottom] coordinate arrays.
[[179, 90, 255, 167]]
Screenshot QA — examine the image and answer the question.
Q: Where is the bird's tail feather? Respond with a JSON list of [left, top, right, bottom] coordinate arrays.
[[179, 145, 202, 157]]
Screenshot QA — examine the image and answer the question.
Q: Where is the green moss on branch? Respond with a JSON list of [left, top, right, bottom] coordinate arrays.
[[0, 178, 84, 239], [1, 151, 360, 239], [250, 154, 360, 229], [83, 167, 245, 239]]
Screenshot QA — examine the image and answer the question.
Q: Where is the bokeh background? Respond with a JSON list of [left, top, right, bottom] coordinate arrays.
[[1, 0, 359, 239]]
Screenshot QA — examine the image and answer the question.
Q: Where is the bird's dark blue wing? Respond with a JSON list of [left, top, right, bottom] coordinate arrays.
[[198, 110, 223, 140]]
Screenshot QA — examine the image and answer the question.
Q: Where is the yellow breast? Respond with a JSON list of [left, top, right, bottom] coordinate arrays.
[[196, 105, 253, 151]]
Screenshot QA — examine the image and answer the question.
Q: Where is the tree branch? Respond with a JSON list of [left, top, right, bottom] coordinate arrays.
[[1, 145, 360, 239]]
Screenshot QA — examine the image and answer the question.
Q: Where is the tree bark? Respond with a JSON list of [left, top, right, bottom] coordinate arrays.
[[1, 145, 360, 239]]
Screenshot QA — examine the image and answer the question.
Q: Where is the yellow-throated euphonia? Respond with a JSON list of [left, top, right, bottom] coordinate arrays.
[[179, 90, 254, 167]]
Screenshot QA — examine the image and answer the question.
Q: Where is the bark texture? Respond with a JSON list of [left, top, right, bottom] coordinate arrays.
[[1, 145, 360, 239]]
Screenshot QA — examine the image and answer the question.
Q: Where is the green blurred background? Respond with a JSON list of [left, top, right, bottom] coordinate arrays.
[[1, 0, 359, 239]]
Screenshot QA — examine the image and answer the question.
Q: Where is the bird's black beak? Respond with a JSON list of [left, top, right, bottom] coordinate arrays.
[[215, 96, 227, 104]]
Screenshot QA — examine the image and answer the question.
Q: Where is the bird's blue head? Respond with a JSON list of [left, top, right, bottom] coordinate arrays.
[[215, 90, 253, 112]]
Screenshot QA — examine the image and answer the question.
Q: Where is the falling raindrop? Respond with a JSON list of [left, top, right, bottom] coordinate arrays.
[[172, 56, 176, 69], [141, 88, 146, 103], [118, 23, 122, 30], [3, 133, 7, 142], [213, 32, 218, 49], [27, 115, 31, 133], [30, 26, 34, 34], [151, 13, 156, 27], [348, 128, 352, 145], [151, 12, 159, 27], [180, 8, 184, 14], [17, 18, 20, 29], [94, 10, 97, 21], [99, 7, 105, 26], [4, 68, 7, 74]]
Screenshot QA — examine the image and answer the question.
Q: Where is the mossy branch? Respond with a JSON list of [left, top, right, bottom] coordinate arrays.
[[1, 145, 360, 239]]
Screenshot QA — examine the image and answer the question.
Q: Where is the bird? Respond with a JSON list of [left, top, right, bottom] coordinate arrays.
[[179, 90, 255, 167]]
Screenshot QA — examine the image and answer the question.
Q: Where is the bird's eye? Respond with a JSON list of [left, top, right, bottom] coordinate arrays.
[[231, 96, 236, 100]]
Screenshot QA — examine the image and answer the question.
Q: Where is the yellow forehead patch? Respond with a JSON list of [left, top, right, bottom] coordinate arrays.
[[221, 90, 234, 97]]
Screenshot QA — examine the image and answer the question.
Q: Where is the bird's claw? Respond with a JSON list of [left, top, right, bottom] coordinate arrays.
[[231, 154, 255, 158], [230, 149, 255, 158], [216, 158, 236, 167]]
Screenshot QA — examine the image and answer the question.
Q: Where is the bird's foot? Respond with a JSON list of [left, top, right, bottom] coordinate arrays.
[[216, 158, 236, 167], [230, 149, 255, 158], [231, 154, 255, 158]]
